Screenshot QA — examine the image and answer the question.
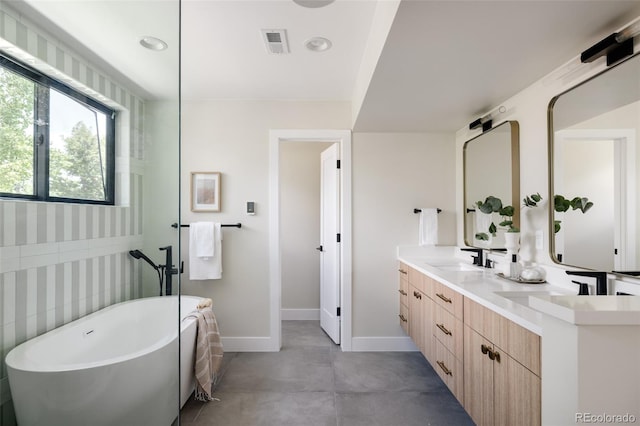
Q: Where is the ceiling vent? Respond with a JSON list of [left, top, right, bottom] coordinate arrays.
[[261, 29, 290, 54]]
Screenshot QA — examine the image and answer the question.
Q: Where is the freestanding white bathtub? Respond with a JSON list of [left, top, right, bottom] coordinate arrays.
[[5, 295, 203, 426]]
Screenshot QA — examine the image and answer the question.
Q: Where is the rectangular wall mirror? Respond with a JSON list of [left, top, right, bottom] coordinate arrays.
[[549, 52, 639, 274], [463, 121, 520, 249]]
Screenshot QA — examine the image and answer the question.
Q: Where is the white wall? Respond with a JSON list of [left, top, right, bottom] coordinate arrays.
[[179, 100, 458, 349], [280, 141, 332, 316], [351, 132, 456, 340], [180, 100, 350, 344]]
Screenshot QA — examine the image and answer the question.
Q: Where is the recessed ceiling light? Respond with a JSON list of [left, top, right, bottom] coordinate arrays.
[[139, 36, 168, 51], [305, 37, 332, 52], [293, 0, 335, 8]]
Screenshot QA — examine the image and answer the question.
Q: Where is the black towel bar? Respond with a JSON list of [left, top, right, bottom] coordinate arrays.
[[171, 222, 242, 229], [414, 208, 442, 214]]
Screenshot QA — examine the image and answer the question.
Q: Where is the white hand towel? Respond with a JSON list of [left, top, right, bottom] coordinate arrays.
[[418, 208, 439, 246], [190, 223, 222, 280], [191, 222, 214, 259]]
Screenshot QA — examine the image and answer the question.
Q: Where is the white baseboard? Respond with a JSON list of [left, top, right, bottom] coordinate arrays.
[[220, 337, 277, 352], [350, 336, 419, 352], [281, 308, 320, 320], [219, 334, 417, 352]]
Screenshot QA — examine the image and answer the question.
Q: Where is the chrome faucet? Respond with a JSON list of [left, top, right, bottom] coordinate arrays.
[[565, 270, 608, 295], [461, 248, 483, 267]]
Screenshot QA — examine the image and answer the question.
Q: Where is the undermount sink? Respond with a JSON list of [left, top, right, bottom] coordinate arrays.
[[495, 290, 566, 308]]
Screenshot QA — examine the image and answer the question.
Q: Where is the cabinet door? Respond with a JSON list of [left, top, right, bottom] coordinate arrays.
[[493, 351, 541, 426], [409, 286, 424, 352], [408, 267, 425, 293], [422, 295, 434, 363], [464, 325, 494, 426]]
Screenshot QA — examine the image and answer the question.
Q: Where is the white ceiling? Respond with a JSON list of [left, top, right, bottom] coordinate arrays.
[[8, 0, 640, 132]]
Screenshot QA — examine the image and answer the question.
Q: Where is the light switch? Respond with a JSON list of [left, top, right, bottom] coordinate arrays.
[[247, 202, 255, 215]]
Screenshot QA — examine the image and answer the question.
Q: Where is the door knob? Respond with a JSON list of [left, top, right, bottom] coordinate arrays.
[[316, 246, 323, 252]]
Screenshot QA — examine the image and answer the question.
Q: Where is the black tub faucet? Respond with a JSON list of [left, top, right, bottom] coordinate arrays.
[[159, 246, 181, 296], [566, 270, 608, 295], [461, 248, 483, 267]]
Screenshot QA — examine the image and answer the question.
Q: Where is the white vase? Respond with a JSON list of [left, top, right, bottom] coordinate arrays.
[[504, 232, 520, 254]]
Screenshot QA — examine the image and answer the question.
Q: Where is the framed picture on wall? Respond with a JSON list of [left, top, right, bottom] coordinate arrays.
[[191, 172, 221, 212]]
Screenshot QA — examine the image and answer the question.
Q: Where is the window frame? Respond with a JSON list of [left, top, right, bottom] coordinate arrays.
[[0, 53, 116, 205]]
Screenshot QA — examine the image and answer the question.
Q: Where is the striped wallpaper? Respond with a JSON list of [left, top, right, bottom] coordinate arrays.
[[0, 4, 152, 425]]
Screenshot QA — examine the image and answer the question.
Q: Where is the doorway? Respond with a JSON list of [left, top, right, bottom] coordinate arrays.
[[555, 129, 636, 270], [269, 129, 352, 351], [280, 141, 333, 322]]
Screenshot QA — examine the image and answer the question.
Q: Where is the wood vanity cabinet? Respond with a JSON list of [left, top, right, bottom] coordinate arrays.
[[399, 261, 542, 424], [398, 263, 409, 334], [463, 298, 541, 426], [399, 263, 435, 363]]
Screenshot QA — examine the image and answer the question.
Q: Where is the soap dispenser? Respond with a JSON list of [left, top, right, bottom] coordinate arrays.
[[509, 254, 520, 279]]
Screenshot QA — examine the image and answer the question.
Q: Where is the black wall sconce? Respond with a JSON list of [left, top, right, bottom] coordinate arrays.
[[581, 34, 633, 66], [581, 20, 640, 66], [469, 116, 492, 132], [468, 105, 506, 133]]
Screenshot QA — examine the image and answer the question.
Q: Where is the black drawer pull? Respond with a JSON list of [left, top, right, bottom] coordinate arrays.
[[436, 360, 452, 376], [436, 293, 452, 303], [436, 323, 452, 336]]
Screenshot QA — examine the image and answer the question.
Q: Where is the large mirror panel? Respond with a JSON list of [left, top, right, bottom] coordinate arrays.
[[550, 53, 640, 273], [464, 121, 520, 249]]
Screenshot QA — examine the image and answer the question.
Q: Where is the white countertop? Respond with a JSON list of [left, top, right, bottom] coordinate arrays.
[[529, 295, 640, 325], [397, 246, 571, 335], [398, 246, 640, 334]]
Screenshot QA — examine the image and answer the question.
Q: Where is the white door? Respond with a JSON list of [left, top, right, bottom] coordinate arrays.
[[319, 143, 340, 344]]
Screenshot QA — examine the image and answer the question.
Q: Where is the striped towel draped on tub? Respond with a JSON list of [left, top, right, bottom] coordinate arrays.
[[187, 298, 224, 401]]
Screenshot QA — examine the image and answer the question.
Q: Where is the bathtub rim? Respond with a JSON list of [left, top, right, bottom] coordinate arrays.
[[5, 295, 203, 373]]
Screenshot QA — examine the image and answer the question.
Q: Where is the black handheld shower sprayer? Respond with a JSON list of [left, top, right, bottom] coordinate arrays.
[[129, 247, 181, 296], [128, 250, 159, 271]]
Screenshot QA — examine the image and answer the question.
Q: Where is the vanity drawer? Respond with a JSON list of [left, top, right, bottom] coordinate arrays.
[[434, 339, 464, 403], [398, 262, 409, 279], [433, 279, 464, 319], [399, 303, 409, 334], [399, 271, 409, 307], [433, 304, 463, 359]]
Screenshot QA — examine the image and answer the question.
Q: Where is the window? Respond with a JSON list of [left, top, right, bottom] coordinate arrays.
[[0, 54, 115, 204]]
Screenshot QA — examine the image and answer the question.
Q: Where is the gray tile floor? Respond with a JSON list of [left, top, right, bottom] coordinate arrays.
[[180, 321, 474, 426]]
